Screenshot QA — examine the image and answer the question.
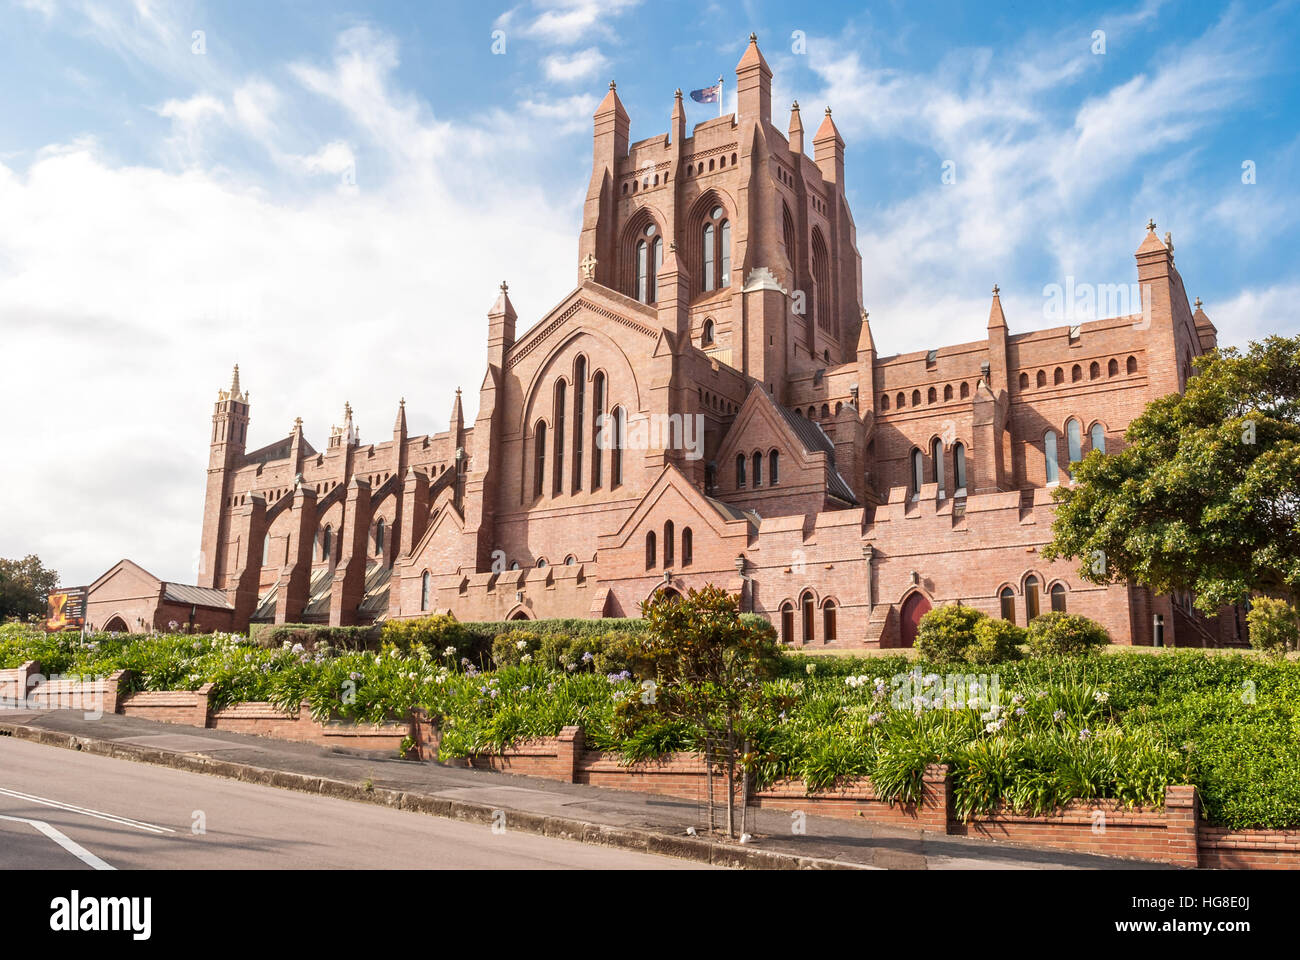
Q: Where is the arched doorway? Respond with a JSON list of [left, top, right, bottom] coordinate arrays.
[[103, 615, 130, 634], [509, 609, 531, 621], [899, 593, 930, 648]]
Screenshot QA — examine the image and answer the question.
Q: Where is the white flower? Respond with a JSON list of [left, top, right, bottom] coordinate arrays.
[[516, 639, 528, 651], [444, 646, 457, 657], [521, 653, 532, 663]]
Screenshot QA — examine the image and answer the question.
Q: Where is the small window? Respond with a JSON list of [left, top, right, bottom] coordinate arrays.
[[534, 420, 547, 497], [1126, 355, 1138, 374], [822, 599, 837, 644], [663, 520, 674, 567], [1000, 586, 1016, 622], [1089, 361, 1100, 380], [897, 392, 905, 409], [881, 394, 890, 410], [1071, 364, 1082, 383], [912, 390, 921, 407], [953, 442, 967, 492], [682, 527, 693, 566], [780, 602, 795, 644], [1019, 372, 1029, 390], [645, 531, 656, 570], [801, 592, 816, 643], [420, 571, 431, 611], [374, 517, 385, 556], [736, 453, 746, 488], [911, 448, 924, 496], [752, 451, 763, 487], [1108, 358, 1119, 377], [931, 437, 944, 491], [1037, 370, 1047, 387], [702, 319, 715, 346], [1067, 418, 1083, 464], [1025, 576, 1041, 621], [321, 525, 333, 563], [1050, 582, 1067, 613], [1090, 423, 1106, 454], [1054, 368, 1064, 385], [769, 450, 779, 485]]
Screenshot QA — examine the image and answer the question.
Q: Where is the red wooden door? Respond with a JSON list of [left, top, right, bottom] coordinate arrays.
[[900, 593, 930, 648]]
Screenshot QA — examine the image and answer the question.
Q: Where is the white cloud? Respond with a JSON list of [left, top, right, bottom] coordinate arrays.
[[0, 26, 590, 586], [542, 46, 608, 83], [1206, 283, 1300, 348], [515, 0, 641, 46]]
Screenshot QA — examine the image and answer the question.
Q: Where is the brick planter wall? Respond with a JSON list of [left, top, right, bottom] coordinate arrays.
[[1198, 826, 1300, 869]]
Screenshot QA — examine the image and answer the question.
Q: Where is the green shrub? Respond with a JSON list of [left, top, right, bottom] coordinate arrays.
[[258, 623, 380, 652], [967, 618, 1025, 665], [915, 604, 987, 664], [1246, 597, 1299, 656], [1025, 612, 1110, 658]]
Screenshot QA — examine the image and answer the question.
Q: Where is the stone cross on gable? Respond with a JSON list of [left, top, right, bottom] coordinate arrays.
[[580, 253, 598, 280]]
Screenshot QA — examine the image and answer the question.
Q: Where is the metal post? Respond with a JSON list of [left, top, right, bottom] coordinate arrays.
[[1153, 613, 1165, 647]]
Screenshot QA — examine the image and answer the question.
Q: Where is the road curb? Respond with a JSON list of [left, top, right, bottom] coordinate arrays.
[[0, 720, 873, 870]]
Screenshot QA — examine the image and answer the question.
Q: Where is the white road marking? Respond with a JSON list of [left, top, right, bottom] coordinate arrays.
[[0, 786, 175, 834], [0, 814, 115, 870]]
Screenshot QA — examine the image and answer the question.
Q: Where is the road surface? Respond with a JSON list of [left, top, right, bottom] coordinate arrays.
[[0, 737, 714, 870]]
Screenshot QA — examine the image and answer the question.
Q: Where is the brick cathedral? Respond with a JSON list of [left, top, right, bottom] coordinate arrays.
[[86, 36, 1242, 647]]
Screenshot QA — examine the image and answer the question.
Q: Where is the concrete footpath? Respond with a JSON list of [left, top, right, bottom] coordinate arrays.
[[0, 708, 1166, 870]]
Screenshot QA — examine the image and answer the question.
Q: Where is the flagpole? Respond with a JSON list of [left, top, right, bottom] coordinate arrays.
[[718, 74, 724, 118]]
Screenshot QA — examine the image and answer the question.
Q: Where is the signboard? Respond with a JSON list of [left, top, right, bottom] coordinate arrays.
[[45, 587, 88, 633]]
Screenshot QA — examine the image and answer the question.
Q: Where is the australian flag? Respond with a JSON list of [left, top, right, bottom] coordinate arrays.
[[690, 82, 720, 104]]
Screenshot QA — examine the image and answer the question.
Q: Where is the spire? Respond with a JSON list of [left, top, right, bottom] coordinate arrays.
[[394, 397, 407, 436], [735, 33, 772, 123], [1136, 218, 1167, 256], [450, 387, 464, 434], [594, 80, 628, 122], [857, 309, 875, 354], [988, 283, 1007, 329], [229, 364, 243, 402], [812, 106, 845, 185], [671, 87, 685, 143], [813, 105, 842, 145], [788, 100, 804, 155]]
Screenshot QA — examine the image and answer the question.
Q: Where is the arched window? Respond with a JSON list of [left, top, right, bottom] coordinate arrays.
[[782, 204, 796, 272], [533, 420, 547, 497], [573, 357, 586, 492], [953, 442, 967, 493], [801, 592, 816, 643], [1036, 370, 1047, 387], [701, 318, 715, 347], [1108, 358, 1119, 377], [960, 381, 970, 399], [374, 517, 385, 556], [635, 239, 649, 303], [912, 390, 921, 407], [1000, 586, 1016, 622], [944, 384, 953, 401], [1019, 372, 1029, 390], [1126, 355, 1138, 374], [735, 452, 746, 488], [645, 530, 656, 570], [1050, 582, 1067, 613], [611, 406, 625, 489], [911, 448, 924, 496], [752, 451, 763, 487], [1025, 576, 1041, 621], [720, 219, 731, 287], [591, 372, 605, 490], [931, 437, 945, 491], [321, 524, 333, 563], [881, 394, 890, 410], [681, 527, 693, 566], [1090, 423, 1106, 454], [652, 236, 662, 299], [1066, 418, 1082, 464], [1072, 364, 1082, 383], [822, 599, 837, 644], [811, 228, 831, 332], [420, 571, 431, 611], [663, 520, 674, 567], [821, 403, 830, 418], [262, 535, 270, 566], [1089, 361, 1100, 380], [780, 602, 795, 644], [1054, 367, 1064, 385], [553, 380, 567, 495], [1044, 431, 1059, 484], [897, 392, 905, 409], [928, 387, 937, 404], [769, 450, 779, 485], [702, 222, 715, 291]]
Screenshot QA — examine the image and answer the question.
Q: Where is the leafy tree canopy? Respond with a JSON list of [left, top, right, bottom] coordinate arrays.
[[1042, 336, 1300, 614], [0, 554, 61, 622]]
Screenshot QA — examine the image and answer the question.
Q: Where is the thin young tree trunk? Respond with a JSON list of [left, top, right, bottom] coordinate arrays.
[[725, 715, 735, 839], [740, 736, 749, 837]]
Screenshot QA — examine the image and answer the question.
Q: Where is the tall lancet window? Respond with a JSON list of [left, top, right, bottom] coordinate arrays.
[[591, 372, 605, 490], [636, 240, 649, 303], [702, 223, 715, 291], [573, 357, 586, 492], [719, 219, 731, 287], [553, 380, 566, 496], [534, 420, 547, 498]]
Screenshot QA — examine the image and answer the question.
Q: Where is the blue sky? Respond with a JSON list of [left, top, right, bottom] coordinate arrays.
[[1, 0, 1297, 586]]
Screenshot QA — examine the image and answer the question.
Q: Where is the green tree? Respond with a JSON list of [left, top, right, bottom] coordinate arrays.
[[1245, 597, 1299, 656], [634, 586, 782, 838], [1043, 336, 1300, 614], [0, 555, 61, 622]]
